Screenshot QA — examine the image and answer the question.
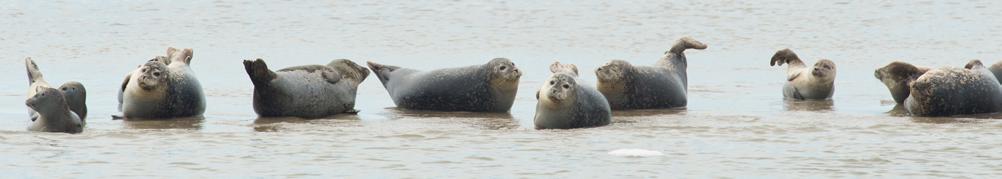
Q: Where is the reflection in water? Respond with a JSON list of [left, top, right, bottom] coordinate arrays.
[[252, 115, 362, 132], [382, 108, 518, 130], [782, 99, 834, 111], [121, 116, 205, 130], [611, 108, 687, 117]]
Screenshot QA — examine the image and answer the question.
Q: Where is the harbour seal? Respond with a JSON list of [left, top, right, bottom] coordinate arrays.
[[118, 47, 206, 119], [25, 58, 87, 124], [769, 49, 836, 100], [367, 58, 521, 112], [243, 58, 370, 118], [534, 61, 611, 129], [874, 60, 1002, 116], [26, 87, 84, 133], [595, 37, 706, 110]]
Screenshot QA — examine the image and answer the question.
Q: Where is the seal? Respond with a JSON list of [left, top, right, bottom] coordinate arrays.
[[769, 49, 836, 100], [367, 58, 521, 112], [25, 58, 87, 124], [118, 47, 206, 119], [534, 61, 612, 129], [243, 58, 370, 118], [874, 60, 1002, 116], [989, 61, 1002, 84], [26, 87, 84, 133], [595, 37, 706, 110]]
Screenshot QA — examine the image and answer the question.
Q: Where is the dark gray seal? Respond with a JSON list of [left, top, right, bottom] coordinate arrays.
[[770, 49, 836, 100], [26, 87, 83, 133], [874, 60, 1002, 116], [243, 58, 370, 118], [118, 47, 205, 119], [534, 61, 611, 129], [25, 58, 87, 125], [367, 58, 521, 112], [595, 37, 706, 110]]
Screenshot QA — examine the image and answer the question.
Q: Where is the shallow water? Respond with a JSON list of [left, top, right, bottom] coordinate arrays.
[[2, 0, 1001, 177]]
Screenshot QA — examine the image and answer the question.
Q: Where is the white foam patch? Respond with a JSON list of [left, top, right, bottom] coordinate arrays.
[[608, 149, 664, 157]]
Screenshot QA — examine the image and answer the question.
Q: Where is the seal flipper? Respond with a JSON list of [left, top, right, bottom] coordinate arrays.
[[243, 59, 278, 87], [366, 61, 401, 85], [321, 67, 342, 84], [25, 57, 45, 85], [965, 60, 985, 70], [770, 49, 806, 67], [667, 37, 707, 55], [990, 61, 1002, 84], [166, 47, 194, 66], [549, 61, 579, 76], [118, 73, 130, 111]]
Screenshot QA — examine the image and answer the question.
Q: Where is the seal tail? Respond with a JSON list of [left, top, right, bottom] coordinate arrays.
[[25, 57, 44, 85], [366, 61, 400, 84], [243, 59, 277, 86], [770, 48, 804, 67], [667, 37, 707, 54]]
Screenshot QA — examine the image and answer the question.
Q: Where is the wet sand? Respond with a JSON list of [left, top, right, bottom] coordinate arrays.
[[1, 0, 1001, 177]]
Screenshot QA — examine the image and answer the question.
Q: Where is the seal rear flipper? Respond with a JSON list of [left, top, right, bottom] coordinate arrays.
[[366, 61, 401, 84], [667, 37, 707, 54], [243, 59, 277, 86], [166, 47, 194, 65], [549, 61, 579, 76], [965, 60, 985, 70], [25, 57, 45, 85], [770, 49, 806, 68]]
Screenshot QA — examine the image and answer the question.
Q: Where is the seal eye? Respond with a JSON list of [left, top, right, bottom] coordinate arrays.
[[562, 84, 570, 89], [550, 81, 555, 85], [62, 87, 68, 91], [499, 66, 507, 71], [153, 72, 161, 76]]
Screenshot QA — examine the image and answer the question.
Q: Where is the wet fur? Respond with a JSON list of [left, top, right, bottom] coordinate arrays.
[[119, 47, 205, 119], [26, 87, 83, 133], [770, 49, 836, 100], [243, 59, 369, 118], [24, 58, 87, 126], [595, 37, 705, 109], [367, 58, 520, 112], [875, 61, 1002, 116], [535, 62, 611, 129]]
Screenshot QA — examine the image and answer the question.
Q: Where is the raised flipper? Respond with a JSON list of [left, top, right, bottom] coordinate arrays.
[[366, 61, 402, 84], [771, 49, 808, 81], [243, 59, 278, 86], [667, 37, 708, 54]]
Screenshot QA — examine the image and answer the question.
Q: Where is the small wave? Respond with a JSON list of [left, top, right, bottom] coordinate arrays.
[[608, 148, 664, 157]]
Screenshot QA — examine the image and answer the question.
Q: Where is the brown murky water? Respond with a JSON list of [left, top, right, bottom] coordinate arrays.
[[1, 0, 1001, 177]]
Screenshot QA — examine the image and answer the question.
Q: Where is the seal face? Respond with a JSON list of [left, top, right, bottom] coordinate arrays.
[[769, 49, 837, 100], [368, 58, 521, 112], [534, 61, 611, 129], [243, 58, 370, 118], [26, 87, 83, 133], [118, 47, 206, 119], [875, 60, 1002, 116], [24, 58, 87, 133], [595, 37, 706, 110]]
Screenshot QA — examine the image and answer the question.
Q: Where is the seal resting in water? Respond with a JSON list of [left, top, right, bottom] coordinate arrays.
[[26, 58, 87, 121], [243, 58, 370, 118], [118, 47, 206, 119], [534, 61, 611, 129], [367, 58, 521, 112], [874, 60, 1002, 116], [769, 49, 836, 100], [595, 37, 706, 110], [26, 87, 84, 133]]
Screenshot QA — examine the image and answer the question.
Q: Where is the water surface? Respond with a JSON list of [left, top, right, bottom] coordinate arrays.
[[1, 0, 1001, 177]]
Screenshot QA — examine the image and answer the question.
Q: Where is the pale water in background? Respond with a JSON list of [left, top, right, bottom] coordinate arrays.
[[1, 0, 1001, 177]]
